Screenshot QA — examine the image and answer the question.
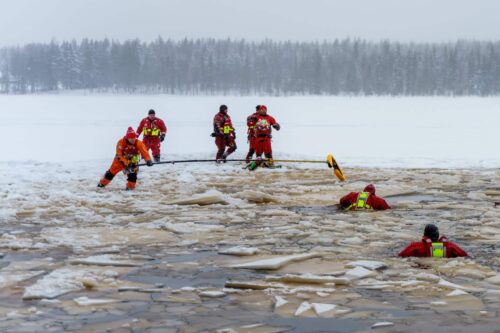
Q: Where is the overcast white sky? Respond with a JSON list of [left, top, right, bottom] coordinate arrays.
[[0, 0, 499, 47]]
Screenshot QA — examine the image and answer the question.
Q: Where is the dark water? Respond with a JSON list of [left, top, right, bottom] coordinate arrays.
[[267, 317, 370, 333]]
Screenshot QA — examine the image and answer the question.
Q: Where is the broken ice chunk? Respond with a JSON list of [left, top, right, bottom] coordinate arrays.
[[345, 260, 387, 270], [230, 253, 321, 270], [69, 254, 146, 267], [312, 303, 337, 315], [218, 246, 259, 256], [446, 289, 468, 297], [233, 190, 278, 203], [339, 237, 364, 245], [294, 301, 313, 316], [266, 273, 348, 285], [199, 290, 226, 298], [274, 296, 288, 309], [23, 268, 101, 299], [415, 272, 441, 282], [371, 322, 394, 328], [73, 296, 118, 306], [438, 279, 484, 292], [485, 274, 500, 285], [344, 266, 376, 280], [166, 190, 229, 206]]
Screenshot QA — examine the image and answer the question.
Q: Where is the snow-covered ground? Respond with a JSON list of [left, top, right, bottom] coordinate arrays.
[[1, 94, 499, 167], [0, 95, 499, 332]]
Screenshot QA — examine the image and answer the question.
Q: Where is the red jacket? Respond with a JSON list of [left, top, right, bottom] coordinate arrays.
[[213, 112, 235, 136], [399, 236, 468, 258], [340, 191, 391, 210], [247, 112, 259, 136], [136, 117, 167, 138], [115, 138, 151, 166], [254, 114, 278, 137]]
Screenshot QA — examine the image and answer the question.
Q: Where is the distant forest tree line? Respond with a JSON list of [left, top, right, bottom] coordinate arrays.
[[0, 38, 499, 95]]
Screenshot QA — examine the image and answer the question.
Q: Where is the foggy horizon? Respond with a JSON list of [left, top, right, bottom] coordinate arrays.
[[3, 35, 500, 49]]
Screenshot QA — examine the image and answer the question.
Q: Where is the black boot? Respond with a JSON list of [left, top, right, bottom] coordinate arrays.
[[154, 155, 160, 163]]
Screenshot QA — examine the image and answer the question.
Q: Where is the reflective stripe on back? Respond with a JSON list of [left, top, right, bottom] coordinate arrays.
[[430, 242, 445, 257], [356, 192, 369, 209]]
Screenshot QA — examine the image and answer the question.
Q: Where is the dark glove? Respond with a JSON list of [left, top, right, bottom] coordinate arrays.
[[210, 132, 217, 137], [273, 123, 281, 131], [146, 160, 153, 167], [233, 132, 236, 140], [160, 134, 165, 142]]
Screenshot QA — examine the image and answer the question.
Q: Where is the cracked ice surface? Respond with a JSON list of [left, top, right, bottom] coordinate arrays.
[[1, 96, 500, 332], [1, 162, 499, 332]]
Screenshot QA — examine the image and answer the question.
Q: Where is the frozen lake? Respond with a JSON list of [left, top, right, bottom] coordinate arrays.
[[1, 94, 499, 167], [0, 94, 499, 332]]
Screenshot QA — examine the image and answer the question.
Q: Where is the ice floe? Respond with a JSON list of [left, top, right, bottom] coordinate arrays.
[[274, 296, 288, 308], [69, 254, 151, 267], [294, 301, 313, 316], [166, 190, 230, 205], [230, 253, 321, 270], [73, 296, 118, 306], [199, 290, 226, 298], [371, 321, 394, 328], [23, 267, 119, 299], [218, 246, 260, 256], [232, 190, 278, 203], [345, 260, 387, 270], [312, 303, 337, 315], [265, 273, 350, 285], [344, 267, 376, 280]]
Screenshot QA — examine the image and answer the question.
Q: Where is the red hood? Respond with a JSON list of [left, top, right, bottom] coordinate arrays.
[[364, 184, 376, 195]]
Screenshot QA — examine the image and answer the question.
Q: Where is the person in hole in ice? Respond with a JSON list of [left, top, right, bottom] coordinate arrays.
[[340, 184, 391, 211], [399, 224, 468, 258]]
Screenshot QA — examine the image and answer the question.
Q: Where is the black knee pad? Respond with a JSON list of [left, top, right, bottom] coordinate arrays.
[[127, 173, 137, 182], [104, 170, 115, 181]]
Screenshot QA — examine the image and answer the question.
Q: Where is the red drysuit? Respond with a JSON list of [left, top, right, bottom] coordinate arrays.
[[339, 184, 391, 210], [246, 112, 259, 163], [254, 114, 279, 159], [98, 128, 152, 190], [213, 111, 236, 161], [136, 116, 167, 161], [399, 235, 468, 258]]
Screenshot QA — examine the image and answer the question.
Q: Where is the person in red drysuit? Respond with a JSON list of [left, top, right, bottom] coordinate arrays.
[[212, 104, 237, 162], [399, 224, 468, 258], [245, 105, 260, 163], [339, 184, 391, 210], [136, 109, 167, 162], [98, 127, 153, 190], [253, 105, 280, 164]]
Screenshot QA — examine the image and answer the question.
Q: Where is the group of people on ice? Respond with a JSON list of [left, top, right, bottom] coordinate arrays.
[[98, 105, 280, 190], [96, 105, 468, 259], [212, 104, 280, 164], [98, 109, 166, 190]]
